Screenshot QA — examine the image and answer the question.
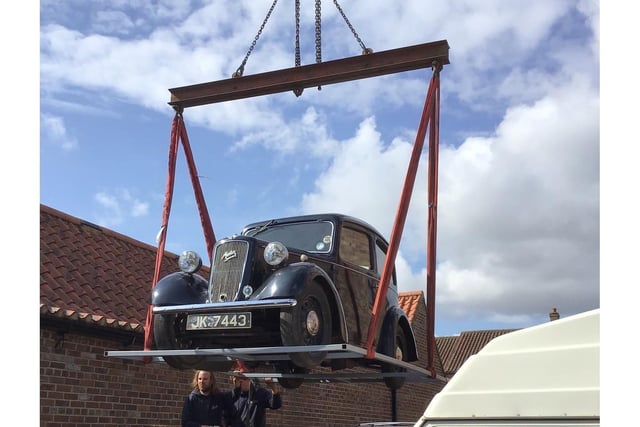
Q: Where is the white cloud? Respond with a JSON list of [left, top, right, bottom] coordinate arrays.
[[93, 189, 149, 227], [298, 74, 598, 326], [40, 113, 78, 150]]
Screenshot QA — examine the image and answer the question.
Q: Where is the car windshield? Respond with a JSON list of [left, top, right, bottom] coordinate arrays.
[[245, 220, 335, 253]]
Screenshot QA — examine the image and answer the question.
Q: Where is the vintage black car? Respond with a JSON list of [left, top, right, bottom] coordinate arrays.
[[152, 213, 418, 390]]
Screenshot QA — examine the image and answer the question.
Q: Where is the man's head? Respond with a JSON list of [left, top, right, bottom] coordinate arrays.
[[231, 367, 252, 391], [193, 370, 215, 395]]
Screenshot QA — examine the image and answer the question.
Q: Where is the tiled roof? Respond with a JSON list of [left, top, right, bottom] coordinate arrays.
[[398, 290, 424, 323], [436, 328, 517, 376], [398, 290, 519, 378], [40, 204, 192, 333]]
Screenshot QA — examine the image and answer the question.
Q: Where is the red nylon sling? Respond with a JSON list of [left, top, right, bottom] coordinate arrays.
[[364, 64, 441, 377], [143, 112, 217, 357]]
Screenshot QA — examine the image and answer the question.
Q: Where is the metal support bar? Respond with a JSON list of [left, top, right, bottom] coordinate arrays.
[[104, 343, 445, 380], [169, 40, 449, 108], [364, 65, 439, 359]]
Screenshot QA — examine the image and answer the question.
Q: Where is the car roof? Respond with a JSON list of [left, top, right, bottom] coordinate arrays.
[[242, 213, 386, 240]]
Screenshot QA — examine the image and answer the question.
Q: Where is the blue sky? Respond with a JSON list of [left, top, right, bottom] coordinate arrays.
[[34, 0, 606, 339]]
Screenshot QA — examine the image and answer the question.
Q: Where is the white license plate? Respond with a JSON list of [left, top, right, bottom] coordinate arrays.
[[186, 312, 252, 330]]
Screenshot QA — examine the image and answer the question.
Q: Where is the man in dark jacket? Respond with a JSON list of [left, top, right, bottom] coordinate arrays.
[[182, 370, 232, 427], [226, 367, 282, 427]]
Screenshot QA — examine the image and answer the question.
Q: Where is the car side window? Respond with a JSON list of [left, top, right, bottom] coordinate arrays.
[[339, 226, 372, 269], [375, 239, 397, 287]]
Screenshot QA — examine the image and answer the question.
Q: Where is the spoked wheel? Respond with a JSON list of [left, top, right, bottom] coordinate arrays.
[[382, 326, 408, 390], [153, 314, 212, 370], [280, 281, 332, 369], [276, 362, 309, 389]]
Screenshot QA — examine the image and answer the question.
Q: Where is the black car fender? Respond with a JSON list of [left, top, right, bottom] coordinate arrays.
[[377, 306, 419, 362], [151, 272, 209, 306], [252, 262, 348, 342]]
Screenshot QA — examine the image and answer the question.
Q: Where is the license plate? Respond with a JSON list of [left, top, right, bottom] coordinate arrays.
[[186, 312, 252, 330]]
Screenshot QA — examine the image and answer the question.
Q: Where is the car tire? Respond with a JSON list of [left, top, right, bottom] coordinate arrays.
[[153, 313, 206, 370], [280, 281, 332, 369], [382, 326, 408, 390], [276, 363, 308, 389]]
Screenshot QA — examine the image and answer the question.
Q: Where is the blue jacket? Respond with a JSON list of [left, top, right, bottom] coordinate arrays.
[[181, 389, 232, 427], [226, 383, 282, 427]]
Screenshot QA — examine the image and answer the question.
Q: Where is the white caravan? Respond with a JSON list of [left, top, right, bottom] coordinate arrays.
[[414, 309, 600, 427]]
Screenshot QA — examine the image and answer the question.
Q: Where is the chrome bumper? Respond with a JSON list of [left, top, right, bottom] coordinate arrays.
[[152, 298, 297, 314]]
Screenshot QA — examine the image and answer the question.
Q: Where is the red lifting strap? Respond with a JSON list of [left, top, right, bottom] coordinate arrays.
[[425, 69, 440, 377], [143, 112, 217, 358], [364, 65, 441, 378]]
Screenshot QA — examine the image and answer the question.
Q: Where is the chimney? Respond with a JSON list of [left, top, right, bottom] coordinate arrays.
[[549, 307, 560, 321]]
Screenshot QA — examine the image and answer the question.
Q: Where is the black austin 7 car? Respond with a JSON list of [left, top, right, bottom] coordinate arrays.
[[152, 213, 418, 390]]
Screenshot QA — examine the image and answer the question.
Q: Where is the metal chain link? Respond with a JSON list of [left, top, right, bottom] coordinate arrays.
[[333, 0, 372, 54], [295, 0, 301, 67], [315, 0, 322, 63], [233, 0, 279, 78], [233, 0, 371, 84]]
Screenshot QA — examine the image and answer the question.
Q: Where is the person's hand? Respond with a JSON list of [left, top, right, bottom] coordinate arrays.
[[264, 378, 279, 393]]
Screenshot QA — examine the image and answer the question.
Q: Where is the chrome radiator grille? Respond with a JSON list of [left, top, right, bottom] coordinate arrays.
[[210, 240, 249, 302]]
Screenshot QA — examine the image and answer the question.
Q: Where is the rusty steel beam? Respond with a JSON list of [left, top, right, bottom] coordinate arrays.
[[169, 40, 449, 108]]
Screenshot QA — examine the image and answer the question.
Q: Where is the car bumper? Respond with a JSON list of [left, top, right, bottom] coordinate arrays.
[[152, 298, 297, 314]]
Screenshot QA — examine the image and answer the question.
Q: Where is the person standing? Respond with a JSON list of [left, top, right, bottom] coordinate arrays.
[[182, 370, 232, 427], [226, 367, 282, 427]]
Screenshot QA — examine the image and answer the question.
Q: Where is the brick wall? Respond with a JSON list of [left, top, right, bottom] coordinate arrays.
[[41, 317, 443, 426]]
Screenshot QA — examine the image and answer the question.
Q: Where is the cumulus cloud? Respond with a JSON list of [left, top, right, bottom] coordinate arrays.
[[93, 189, 149, 227], [298, 73, 598, 327], [40, 113, 78, 150]]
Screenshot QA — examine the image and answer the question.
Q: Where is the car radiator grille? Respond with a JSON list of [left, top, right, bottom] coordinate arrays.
[[210, 240, 249, 302]]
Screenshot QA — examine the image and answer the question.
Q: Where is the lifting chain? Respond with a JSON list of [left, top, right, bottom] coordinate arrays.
[[313, 0, 323, 93], [293, 0, 304, 96], [315, 0, 322, 64], [333, 0, 373, 55], [295, 0, 301, 67], [233, 0, 279, 78], [234, 0, 372, 82]]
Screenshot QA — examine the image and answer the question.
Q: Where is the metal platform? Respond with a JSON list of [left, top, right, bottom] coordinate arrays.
[[104, 343, 444, 383]]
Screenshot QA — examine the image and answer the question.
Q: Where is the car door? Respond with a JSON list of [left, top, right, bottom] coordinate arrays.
[[337, 223, 378, 345]]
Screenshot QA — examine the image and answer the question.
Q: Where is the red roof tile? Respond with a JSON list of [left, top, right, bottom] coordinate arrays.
[[40, 204, 197, 333], [398, 290, 424, 323], [436, 329, 517, 377]]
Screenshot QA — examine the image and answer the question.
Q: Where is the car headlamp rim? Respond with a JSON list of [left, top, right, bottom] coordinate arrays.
[[264, 241, 289, 266], [178, 250, 203, 274]]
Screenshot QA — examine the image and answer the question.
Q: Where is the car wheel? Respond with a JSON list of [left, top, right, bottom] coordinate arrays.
[[276, 362, 308, 389], [153, 313, 206, 370], [280, 281, 332, 369], [382, 326, 408, 390]]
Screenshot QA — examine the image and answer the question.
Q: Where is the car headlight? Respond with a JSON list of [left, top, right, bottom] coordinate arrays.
[[264, 241, 289, 266], [178, 250, 202, 274]]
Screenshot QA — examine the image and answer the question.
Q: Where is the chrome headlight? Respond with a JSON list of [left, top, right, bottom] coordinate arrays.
[[264, 241, 289, 266], [178, 250, 202, 274]]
